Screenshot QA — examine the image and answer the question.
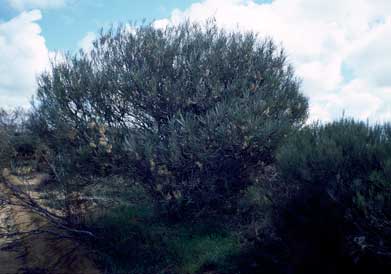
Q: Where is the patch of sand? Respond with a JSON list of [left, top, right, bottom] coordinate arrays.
[[0, 170, 100, 274]]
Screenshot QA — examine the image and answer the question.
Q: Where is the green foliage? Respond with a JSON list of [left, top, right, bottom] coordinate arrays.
[[87, 204, 240, 274], [167, 227, 240, 274], [80, 178, 239, 274], [0, 108, 38, 170], [278, 119, 391, 222], [0, 110, 15, 169], [4, 16, 391, 274], [277, 119, 391, 270], [33, 20, 308, 219], [87, 206, 170, 274]]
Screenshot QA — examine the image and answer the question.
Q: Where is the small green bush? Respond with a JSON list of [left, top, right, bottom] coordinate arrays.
[[0, 108, 38, 170], [277, 119, 391, 273]]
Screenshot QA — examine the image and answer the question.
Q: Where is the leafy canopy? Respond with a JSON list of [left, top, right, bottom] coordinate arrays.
[[34, 20, 308, 218]]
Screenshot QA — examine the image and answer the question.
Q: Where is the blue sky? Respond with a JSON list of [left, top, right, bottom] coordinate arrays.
[[0, 0, 390, 122], [0, 0, 200, 51]]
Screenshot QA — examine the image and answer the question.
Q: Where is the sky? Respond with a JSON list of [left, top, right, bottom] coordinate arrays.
[[0, 0, 390, 123]]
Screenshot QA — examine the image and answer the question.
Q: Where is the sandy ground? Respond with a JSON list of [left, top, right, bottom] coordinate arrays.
[[0, 171, 101, 274]]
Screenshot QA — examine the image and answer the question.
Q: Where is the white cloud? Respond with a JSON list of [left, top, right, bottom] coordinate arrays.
[[0, 10, 50, 108], [78, 24, 136, 53], [7, 0, 66, 11], [78, 32, 96, 53], [310, 80, 384, 122], [155, 0, 391, 122], [345, 17, 391, 87]]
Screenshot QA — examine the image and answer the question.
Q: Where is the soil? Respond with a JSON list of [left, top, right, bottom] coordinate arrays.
[[0, 170, 101, 274]]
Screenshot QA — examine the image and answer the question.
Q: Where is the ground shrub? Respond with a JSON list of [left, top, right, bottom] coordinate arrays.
[[276, 119, 391, 274]]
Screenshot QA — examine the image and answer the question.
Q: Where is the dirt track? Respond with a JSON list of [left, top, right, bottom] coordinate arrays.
[[0, 171, 100, 274]]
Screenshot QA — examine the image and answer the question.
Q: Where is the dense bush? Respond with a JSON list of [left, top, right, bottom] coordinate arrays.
[[276, 119, 391, 273], [0, 109, 15, 168], [0, 109, 39, 170], [33, 20, 308, 220]]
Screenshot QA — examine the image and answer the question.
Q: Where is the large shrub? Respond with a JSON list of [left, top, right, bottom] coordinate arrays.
[[34, 20, 308, 219], [277, 119, 391, 273]]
